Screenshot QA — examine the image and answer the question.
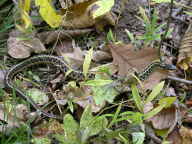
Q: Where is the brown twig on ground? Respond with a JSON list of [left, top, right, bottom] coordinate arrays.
[[167, 76, 192, 84]]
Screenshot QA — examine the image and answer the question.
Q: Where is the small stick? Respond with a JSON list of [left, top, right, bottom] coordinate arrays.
[[167, 75, 192, 84]]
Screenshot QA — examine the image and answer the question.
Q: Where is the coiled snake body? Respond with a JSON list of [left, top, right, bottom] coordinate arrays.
[[5, 55, 176, 119]]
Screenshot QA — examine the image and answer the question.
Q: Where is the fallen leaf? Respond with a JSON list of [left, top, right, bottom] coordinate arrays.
[[33, 120, 64, 137], [0, 103, 30, 133], [58, 40, 84, 69], [7, 31, 46, 58], [177, 23, 192, 70], [144, 104, 177, 130], [109, 43, 173, 89], [179, 126, 192, 144], [92, 50, 112, 62], [109, 43, 159, 76], [166, 127, 182, 144]]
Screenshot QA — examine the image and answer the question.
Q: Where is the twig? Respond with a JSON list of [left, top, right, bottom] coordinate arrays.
[[167, 76, 192, 84], [158, 0, 174, 61]]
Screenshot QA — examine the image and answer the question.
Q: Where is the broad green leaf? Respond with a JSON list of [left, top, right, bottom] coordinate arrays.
[[132, 132, 145, 144], [144, 104, 166, 120], [81, 116, 108, 142], [63, 114, 80, 143], [35, 0, 62, 28], [152, 0, 171, 3], [89, 0, 114, 19], [80, 105, 108, 142], [81, 79, 113, 87], [131, 84, 143, 112], [80, 105, 94, 129], [83, 48, 93, 78], [145, 81, 165, 104], [92, 84, 119, 105], [26, 88, 48, 105], [158, 97, 176, 108]]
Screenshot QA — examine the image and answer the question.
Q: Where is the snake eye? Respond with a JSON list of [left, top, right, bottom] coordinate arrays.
[[160, 63, 177, 70]]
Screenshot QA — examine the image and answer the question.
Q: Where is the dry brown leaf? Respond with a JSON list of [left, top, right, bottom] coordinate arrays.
[[167, 127, 182, 144], [60, 0, 116, 30], [92, 50, 112, 62], [109, 44, 159, 76], [179, 126, 192, 144], [0, 103, 30, 133], [33, 120, 63, 137], [7, 36, 46, 59], [109, 43, 172, 89], [56, 40, 84, 69], [149, 106, 177, 130], [177, 23, 192, 70], [61, 0, 97, 28]]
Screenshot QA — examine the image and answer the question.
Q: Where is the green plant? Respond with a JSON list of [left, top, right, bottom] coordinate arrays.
[[53, 105, 108, 144], [126, 7, 173, 47]]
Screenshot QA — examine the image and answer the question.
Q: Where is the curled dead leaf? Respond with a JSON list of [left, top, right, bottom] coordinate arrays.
[[177, 23, 192, 70], [7, 36, 46, 59]]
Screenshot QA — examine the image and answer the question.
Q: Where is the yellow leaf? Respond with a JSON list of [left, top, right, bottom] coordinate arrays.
[[83, 48, 93, 78], [35, 0, 62, 28], [89, 0, 114, 19], [19, 0, 31, 13]]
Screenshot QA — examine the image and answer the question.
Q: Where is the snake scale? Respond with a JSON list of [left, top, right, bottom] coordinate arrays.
[[5, 55, 176, 119]]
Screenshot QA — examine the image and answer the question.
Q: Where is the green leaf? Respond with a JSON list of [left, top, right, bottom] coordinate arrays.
[[32, 137, 51, 144], [139, 7, 150, 24], [108, 103, 122, 128], [152, 0, 171, 3], [92, 84, 119, 105], [120, 111, 143, 124], [81, 116, 108, 142], [145, 81, 165, 104], [35, 0, 62, 28], [131, 84, 143, 112], [80, 105, 94, 129], [107, 29, 116, 42], [132, 132, 145, 144], [158, 97, 176, 108], [89, 0, 114, 19], [144, 104, 166, 120], [81, 79, 113, 87], [63, 114, 80, 143], [83, 48, 93, 78], [26, 88, 48, 105], [80, 105, 108, 142], [125, 29, 135, 42]]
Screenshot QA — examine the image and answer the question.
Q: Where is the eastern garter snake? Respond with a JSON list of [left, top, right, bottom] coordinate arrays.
[[5, 55, 176, 119]]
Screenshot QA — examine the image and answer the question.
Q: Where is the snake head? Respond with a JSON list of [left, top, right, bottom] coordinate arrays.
[[160, 63, 177, 70]]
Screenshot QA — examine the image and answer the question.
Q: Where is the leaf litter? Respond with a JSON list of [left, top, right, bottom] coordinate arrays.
[[2, 0, 192, 143]]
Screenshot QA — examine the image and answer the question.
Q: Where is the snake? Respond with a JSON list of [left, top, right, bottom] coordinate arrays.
[[5, 55, 176, 119]]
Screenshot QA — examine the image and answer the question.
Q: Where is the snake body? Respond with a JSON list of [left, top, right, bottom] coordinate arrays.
[[5, 55, 86, 120], [5, 55, 176, 119]]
